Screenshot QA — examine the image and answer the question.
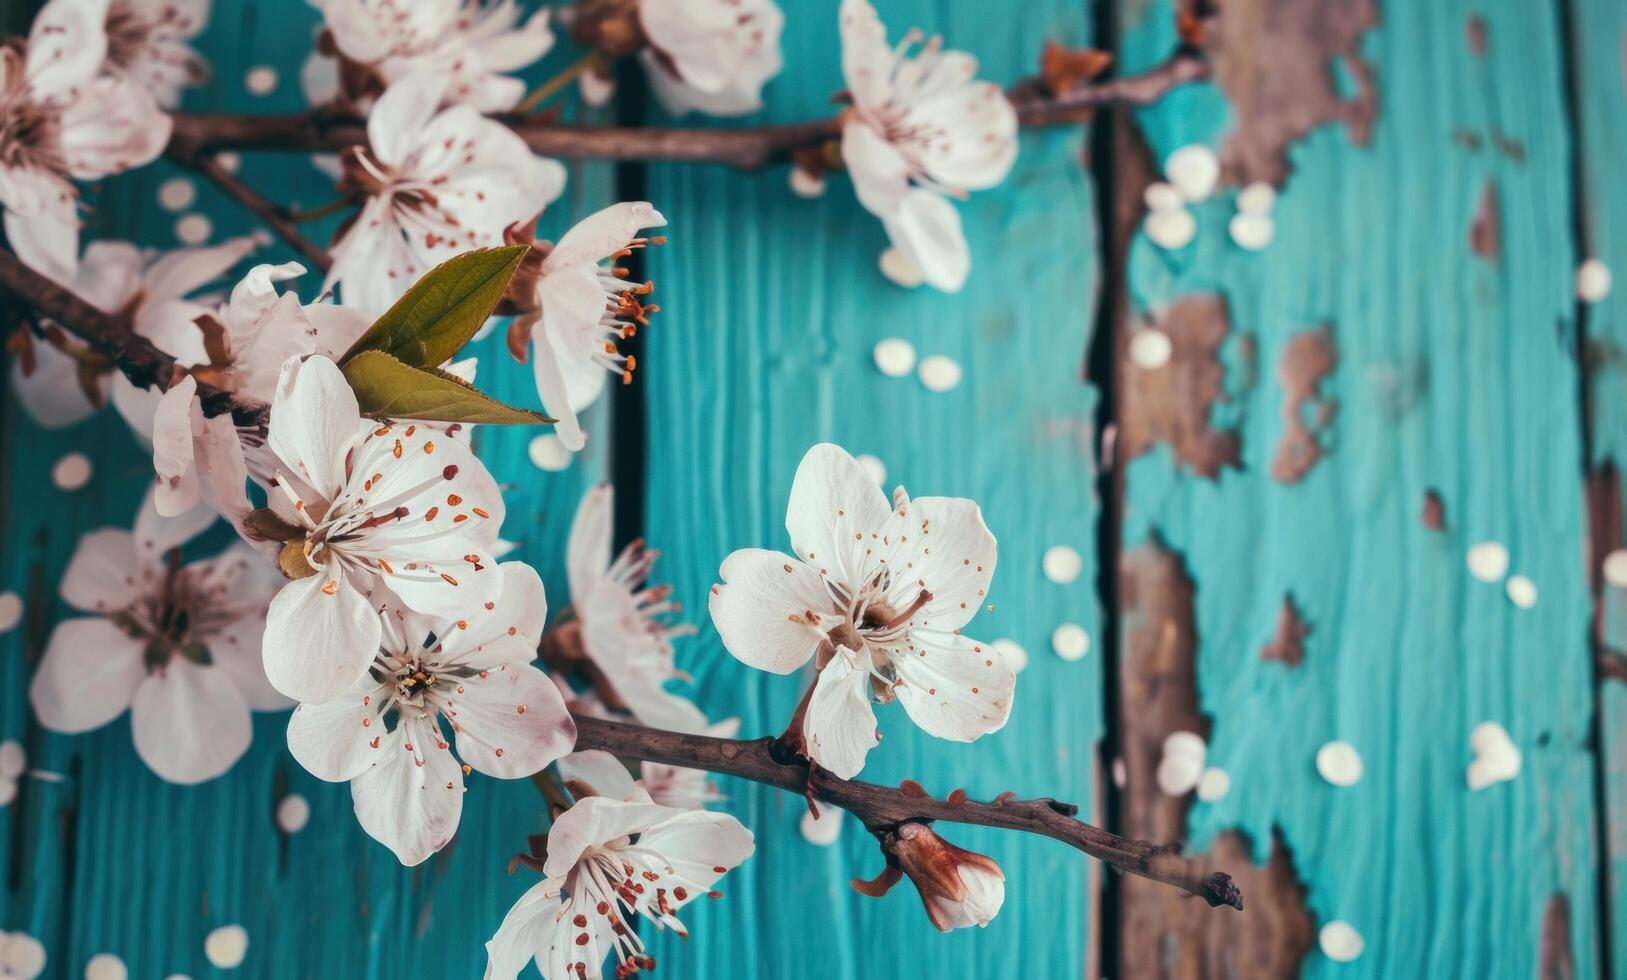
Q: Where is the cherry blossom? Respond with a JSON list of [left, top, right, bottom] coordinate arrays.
[[286, 562, 574, 865], [557, 483, 700, 731], [835, 0, 1017, 292], [9, 236, 256, 432], [506, 202, 665, 451], [257, 354, 507, 704], [324, 70, 566, 312], [0, 0, 172, 283], [309, 0, 555, 111], [708, 443, 1013, 778], [149, 259, 372, 524], [97, 0, 212, 108], [28, 484, 288, 784], [638, 0, 785, 117], [483, 794, 754, 980]]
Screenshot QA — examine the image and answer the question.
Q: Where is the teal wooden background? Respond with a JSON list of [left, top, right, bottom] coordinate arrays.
[[1, 0, 1623, 977]]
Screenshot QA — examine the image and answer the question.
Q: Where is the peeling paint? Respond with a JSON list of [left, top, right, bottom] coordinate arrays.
[[1261, 593, 1312, 667], [1540, 893, 1575, 980], [1423, 488, 1447, 530], [1272, 327, 1339, 484], [1121, 295, 1243, 479], [1471, 181, 1500, 261]]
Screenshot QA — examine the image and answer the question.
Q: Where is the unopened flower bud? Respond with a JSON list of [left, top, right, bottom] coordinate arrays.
[[851, 821, 1005, 931]]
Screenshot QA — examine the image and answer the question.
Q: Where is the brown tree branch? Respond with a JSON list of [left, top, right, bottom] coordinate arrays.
[[167, 147, 333, 272], [166, 46, 1209, 169], [0, 248, 268, 424], [570, 712, 1243, 911]]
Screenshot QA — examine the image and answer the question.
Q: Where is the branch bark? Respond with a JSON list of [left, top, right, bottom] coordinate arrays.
[[571, 713, 1243, 911], [0, 248, 268, 424], [166, 47, 1209, 169]]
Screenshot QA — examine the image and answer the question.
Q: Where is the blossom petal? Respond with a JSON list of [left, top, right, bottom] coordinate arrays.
[[483, 881, 569, 980], [530, 321, 588, 451], [133, 479, 214, 562], [286, 675, 389, 781], [57, 77, 171, 180], [263, 568, 382, 704], [351, 715, 463, 866], [4, 190, 79, 290], [636, 808, 757, 901], [142, 237, 259, 303], [804, 644, 879, 778], [439, 561, 548, 662], [784, 442, 894, 564], [545, 202, 666, 272], [887, 495, 996, 632], [368, 70, 451, 166], [25, 0, 111, 97], [566, 484, 612, 603], [450, 663, 575, 778], [840, 118, 911, 220], [837, 0, 893, 110], [708, 548, 829, 674], [130, 659, 253, 784], [151, 374, 201, 515], [9, 337, 98, 428], [61, 528, 144, 612], [267, 355, 360, 502], [884, 189, 969, 294], [541, 795, 678, 878], [556, 749, 638, 801], [891, 631, 1014, 742], [30, 618, 144, 733]]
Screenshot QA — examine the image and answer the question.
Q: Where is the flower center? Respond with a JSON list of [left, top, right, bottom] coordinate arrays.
[[0, 46, 66, 179], [114, 553, 247, 671], [102, 0, 156, 74]]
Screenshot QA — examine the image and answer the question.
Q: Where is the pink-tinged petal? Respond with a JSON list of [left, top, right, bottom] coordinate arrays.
[[263, 568, 382, 704], [885, 494, 996, 632], [129, 659, 253, 784], [883, 189, 969, 294], [25, 0, 111, 97], [133, 299, 212, 367], [804, 644, 879, 779], [541, 795, 678, 878], [350, 715, 463, 866], [450, 663, 575, 778], [566, 484, 613, 603], [784, 442, 894, 564], [891, 631, 1013, 742], [208, 613, 292, 712], [5, 190, 79, 288], [267, 355, 360, 502], [837, 0, 892, 110], [470, 6, 555, 72], [193, 410, 255, 527], [840, 119, 910, 220], [531, 325, 587, 451], [226, 260, 305, 328], [305, 302, 375, 361], [286, 675, 390, 781], [483, 881, 569, 980], [9, 339, 100, 429], [909, 80, 1018, 191], [132, 480, 215, 562], [543, 202, 666, 273], [60, 528, 143, 612], [30, 618, 145, 733], [110, 375, 163, 442], [708, 548, 829, 674], [638, 0, 782, 117], [367, 70, 452, 166], [439, 561, 547, 662], [151, 376, 200, 516], [556, 749, 638, 801], [73, 240, 143, 311], [56, 76, 171, 179], [141, 236, 258, 303]]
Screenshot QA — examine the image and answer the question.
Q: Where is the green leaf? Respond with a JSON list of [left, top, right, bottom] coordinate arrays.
[[342, 350, 554, 425], [338, 245, 528, 369]]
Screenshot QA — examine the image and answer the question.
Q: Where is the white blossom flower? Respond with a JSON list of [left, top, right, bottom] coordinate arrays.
[[9, 236, 256, 432], [257, 354, 508, 704], [324, 70, 566, 312], [98, 0, 211, 108], [559, 483, 699, 731], [835, 0, 1017, 293], [310, 0, 554, 112], [708, 443, 1013, 778], [0, 0, 172, 282], [638, 0, 784, 117], [149, 260, 372, 524], [483, 794, 754, 980], [287, 561, 573, 865], [28, 484, 288, 784], [509, 202, 665, 451]]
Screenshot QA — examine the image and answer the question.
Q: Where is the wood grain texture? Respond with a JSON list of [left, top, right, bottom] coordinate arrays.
[[0, 4, 615, 977], [1116, 0, 1601, 976], [638, 2, 1105, 977]]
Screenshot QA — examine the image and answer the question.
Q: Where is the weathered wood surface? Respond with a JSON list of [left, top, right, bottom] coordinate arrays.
[[0, 0, 1621, 977]]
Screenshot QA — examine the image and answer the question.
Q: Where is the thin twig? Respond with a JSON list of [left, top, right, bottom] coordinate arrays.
[[571, 713, 1243, 910], [168, 147, 333, 271], [166, 47, 1209, 170], [0, 248, 268, 424]]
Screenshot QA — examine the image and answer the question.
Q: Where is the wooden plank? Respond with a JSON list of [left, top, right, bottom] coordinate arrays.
[[1113, 0, 1601, 976], [638, 1, 1105, 976], [0, 3, 616, 976], [1572, 0, 1627, 971]]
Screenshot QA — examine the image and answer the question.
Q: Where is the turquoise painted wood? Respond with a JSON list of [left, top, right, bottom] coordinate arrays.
[[1119, 0, 1601, 976]]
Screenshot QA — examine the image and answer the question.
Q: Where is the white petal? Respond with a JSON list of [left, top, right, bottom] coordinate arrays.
[[351, 716, 463, 865], [784, 442, 894, 563], [837, 0, 893, 110], [262, 569, 382, 703], [889, 494, 996, 632], [368, 71, 452, 166], [891, 631, 1014, 742], [286, 675, 389, 781], [543, 202, 666, 272], [151, 375, 201, 515], [438, 561, 548, 662], [9, 337, 98, 428], [884, 189, 969, 294], [840, 118, 911, 219], [3, 176, 79, 287], [25, 0, 111, 96], [129, 659, 252, 784], [541, 795, 676, 878], [450, 663, 575, 778], [30, 618, 145, 733], [565, 484, 613, 603], [73, 240, 143, 310], [556, 749, 638, 801], [132, 480, 214, 562], [56, 76, 171, 179], [483, 881, 568, 980], [636, 807, 756, 895], [708, 549, 829, 674], [61, 528, 143, 612], [804, 645, 879, 778], [267, 355, 360, 502], [530, 318, 589, 451], [142, 237, 258, 302]]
